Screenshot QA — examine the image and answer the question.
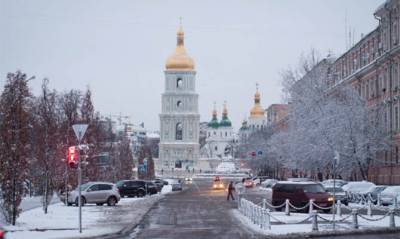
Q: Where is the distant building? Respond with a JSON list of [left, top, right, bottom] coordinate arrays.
[[239, 84, 267, 142], [266, 104, 289, 130], [201, 102, 236, 159]]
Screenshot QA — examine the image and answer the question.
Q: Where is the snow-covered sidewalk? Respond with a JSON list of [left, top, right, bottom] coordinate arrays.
[[5, 195, 162, 239], [232, 209, 400, 236]]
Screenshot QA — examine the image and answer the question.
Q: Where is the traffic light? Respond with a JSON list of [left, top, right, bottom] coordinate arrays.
[[67, 146, 78, 168]]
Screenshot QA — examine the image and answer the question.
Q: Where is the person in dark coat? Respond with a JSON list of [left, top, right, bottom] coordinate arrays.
[[227, 181, 235, 201]]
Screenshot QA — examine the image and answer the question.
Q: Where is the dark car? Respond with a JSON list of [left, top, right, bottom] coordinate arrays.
[[116, 180, 147, 197], [146, 181, 158, 195], [153, 179, 166, 192], [271, 182, 334, 213]]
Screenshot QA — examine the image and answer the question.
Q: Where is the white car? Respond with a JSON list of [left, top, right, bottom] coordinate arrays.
[[380, 186, 400, 206], [67, 182, 120, 206], [342, 181, 376, 194]]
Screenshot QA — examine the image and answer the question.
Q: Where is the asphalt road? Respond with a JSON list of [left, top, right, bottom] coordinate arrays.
[[129, 178, 262, 239], [112, 178, 400, 239]]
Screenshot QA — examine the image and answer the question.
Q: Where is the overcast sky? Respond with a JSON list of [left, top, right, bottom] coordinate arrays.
[[0, 0, 384, 131]]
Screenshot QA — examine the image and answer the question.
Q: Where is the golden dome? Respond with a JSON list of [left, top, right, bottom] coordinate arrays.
[[250, 85, 265, 118], [165, 25, 195, 71]]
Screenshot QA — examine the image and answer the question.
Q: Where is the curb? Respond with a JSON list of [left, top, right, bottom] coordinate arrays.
[[264, 227, 400, 239]]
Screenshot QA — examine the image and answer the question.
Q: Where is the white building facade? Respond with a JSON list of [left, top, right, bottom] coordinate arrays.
[[203, 102, 235, 159], [159, 25, 200, 170]]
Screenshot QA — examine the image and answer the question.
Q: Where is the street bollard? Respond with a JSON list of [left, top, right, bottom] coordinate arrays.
[[393, 197, 398, 209], [351, 209, 359, 229], [389, 209, 396, 228], [263, 198, 266, 209], [367, 201, 372, 217], [377, 194, 381, 206], [309, 199, 314, 214], [258, 206, 262, 228], [285, 199, 290, 216], [265, 208, 271, 230], [311, 210, 318, 231], [336, 200, 342, 217]]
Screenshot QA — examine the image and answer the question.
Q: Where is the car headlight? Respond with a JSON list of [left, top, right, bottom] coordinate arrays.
[[219, 184, 223, 187], [328, 197, 334, 202], [213, 184, 217, 188]]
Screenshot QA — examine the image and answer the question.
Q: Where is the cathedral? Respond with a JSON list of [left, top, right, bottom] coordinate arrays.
[[239, 84, 267, 142], [202, 102, 235, 159], [158, 25, 200, 171]]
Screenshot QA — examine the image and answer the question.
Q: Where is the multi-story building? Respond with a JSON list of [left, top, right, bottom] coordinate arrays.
[[159, 24, 200, 171], [309, 0, 400, 184], [266, 104, 289, 130]]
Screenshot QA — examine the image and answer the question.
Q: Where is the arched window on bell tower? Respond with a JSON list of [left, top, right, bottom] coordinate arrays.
[[176, 122, 183, 140]]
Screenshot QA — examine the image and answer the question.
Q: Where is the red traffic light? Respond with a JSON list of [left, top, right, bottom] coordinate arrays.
[[251, 151, 256, 157], [67, 146, 78, 168]]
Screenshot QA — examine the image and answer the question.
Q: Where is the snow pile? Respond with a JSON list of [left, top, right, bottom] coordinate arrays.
[[161, 185, 172, 194], [215, 162, 236, 173], [5, 196, 162, 239]]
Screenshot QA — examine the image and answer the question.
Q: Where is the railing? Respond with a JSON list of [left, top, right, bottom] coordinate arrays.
[[238, 198, 400, 232]]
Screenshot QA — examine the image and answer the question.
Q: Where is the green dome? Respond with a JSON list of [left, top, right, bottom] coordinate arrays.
[[220, 116, 232, 127], [208, 119, 220, 128]]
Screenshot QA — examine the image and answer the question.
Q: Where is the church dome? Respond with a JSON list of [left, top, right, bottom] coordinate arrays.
[[219, 102, 232, 127], [250, 85, 265, 118], [208, 103, 220, 128], [165, 26, 195, 71]]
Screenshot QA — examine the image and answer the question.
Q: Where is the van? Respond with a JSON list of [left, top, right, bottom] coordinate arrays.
[[271, 181, 333, 213]]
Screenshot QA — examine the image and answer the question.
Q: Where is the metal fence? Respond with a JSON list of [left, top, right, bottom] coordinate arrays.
[[238, 198, 400, 232]]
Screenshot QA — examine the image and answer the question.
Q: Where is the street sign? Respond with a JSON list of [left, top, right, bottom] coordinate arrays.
[[72, 124, 88, 142], [257, 150, 263, 156]]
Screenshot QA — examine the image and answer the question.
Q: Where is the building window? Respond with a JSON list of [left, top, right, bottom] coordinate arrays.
[[176, 123, 183, 140], [225, 132, 227, 137], [396, 147, 399, 164], [177, 78, 183, 88], [215, 146, 218, 151], [177, 100, 182, 108], [208, 132, 210, 137]]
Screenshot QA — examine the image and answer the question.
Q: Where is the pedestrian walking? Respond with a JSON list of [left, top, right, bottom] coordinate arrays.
[[227, 181, 235, 201]]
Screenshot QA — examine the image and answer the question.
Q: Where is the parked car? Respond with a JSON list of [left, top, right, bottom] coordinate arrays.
[[324, 186, 348, 205], [145, 181, 159, 195], [342, 181, 376, 202], [342, 181, 376, 194], [261, 179, 278, 189], [153, 179, 166, 192], [165, 178, 183, 191], [321, 179, 347, 187], [116, 180, 148, 197], [67, 182, 120, 206], [380, 186, 400, 206], [0, 225, 6, 239], [271, 181, 334, 213], [366, 185, 387, 204], [252, 176, 270, 185]]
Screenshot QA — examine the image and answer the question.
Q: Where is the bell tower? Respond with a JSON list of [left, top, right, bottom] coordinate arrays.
[[159, 23, 200, 172]]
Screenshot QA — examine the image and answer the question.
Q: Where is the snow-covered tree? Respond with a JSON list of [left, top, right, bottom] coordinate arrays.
[[0, 71, 32, 225], [270, 54, 389, 180]]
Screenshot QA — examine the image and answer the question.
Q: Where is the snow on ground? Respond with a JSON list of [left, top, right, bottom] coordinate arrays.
[[5, 195, 162, 239], [161, 185, 172, 194], [20, 194, 59, 211], [232, 209, 400, 235]]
